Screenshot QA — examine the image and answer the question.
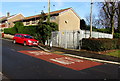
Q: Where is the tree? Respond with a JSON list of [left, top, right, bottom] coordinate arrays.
[[80, 19, 98, 32], [80, 19, 87, 30], [97, 0, 119, 36], [14, 22, 24, 33], [116, 1, 120, 33], [85, 14, 99, 28], [38, 10, 46, 25], [36, 11, 58, 44]]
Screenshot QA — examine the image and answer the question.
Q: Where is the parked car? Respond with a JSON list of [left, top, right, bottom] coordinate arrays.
[[13, 34, 39, 46]]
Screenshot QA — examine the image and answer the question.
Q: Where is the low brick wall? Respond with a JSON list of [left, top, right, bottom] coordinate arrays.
[[3, 33, 14, 39]]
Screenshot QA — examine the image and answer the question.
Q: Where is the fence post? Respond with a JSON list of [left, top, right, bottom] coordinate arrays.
[[56, 31, 58, 47], [79, 40, 82, 50], [77, 30, 80, 49], [65, 31, 67, 49]]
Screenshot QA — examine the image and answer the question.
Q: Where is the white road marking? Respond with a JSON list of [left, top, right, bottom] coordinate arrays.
[[10, 49, 15, 51], [64, 54, 120, 65], [50, 57, 83, 65], [28, 51, 52, 56], [50, 58, 74, 65]]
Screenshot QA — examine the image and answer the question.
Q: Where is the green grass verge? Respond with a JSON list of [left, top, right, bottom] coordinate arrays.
[[106, 50, 120, 58]]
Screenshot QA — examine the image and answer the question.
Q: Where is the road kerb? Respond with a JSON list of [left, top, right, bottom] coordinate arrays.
[[63, 54, 120, 65], [38, 45, 50, 52]]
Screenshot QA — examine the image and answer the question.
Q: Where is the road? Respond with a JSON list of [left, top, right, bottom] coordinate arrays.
[[2, 39, 120, 80]]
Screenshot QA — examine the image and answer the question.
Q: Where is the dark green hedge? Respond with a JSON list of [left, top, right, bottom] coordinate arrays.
[[4, 26, 37, 36], [116, 39, 120, 49], [4, 27, 17, 35], [114, 33, 120, 38], [81, 38, 119, 51], [19, 26, 37, 36]]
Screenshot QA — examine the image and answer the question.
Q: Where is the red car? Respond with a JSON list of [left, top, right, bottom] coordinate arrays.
[[13, 34, 39, 46]]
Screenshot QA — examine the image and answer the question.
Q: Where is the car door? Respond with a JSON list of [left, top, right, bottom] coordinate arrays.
[[14, 35, 20, 43], [18, 35, 24, 44]]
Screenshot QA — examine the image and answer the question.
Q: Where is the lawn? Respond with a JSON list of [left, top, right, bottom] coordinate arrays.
[[106, 50, 120, 58]]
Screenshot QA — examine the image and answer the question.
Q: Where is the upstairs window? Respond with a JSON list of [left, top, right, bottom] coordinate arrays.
[[26, 21, 30, 25], [32, 20, 36, 24], [50, 16, 56, 20]]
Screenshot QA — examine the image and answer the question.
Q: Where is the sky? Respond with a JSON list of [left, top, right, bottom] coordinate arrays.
[[0, 1, 100, 21]]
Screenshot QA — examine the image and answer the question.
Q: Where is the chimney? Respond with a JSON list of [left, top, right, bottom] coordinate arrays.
[[7, 12, 10, 17]]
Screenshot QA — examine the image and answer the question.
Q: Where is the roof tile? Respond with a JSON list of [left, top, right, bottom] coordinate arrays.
[[15, 8, 71, 22]]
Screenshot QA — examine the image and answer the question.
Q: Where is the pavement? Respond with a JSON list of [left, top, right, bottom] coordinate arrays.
[[37, 45, 120, 65]]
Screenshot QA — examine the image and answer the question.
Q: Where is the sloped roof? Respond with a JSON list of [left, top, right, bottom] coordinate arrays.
[[0, 14, 16, 22], [0, 16, 7, 22], [15, 8, 72, 22]]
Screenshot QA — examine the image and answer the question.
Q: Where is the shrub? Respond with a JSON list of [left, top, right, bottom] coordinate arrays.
[[81, 38, 118, 51], [14, 22, 24, 33], [49, 22, 58, 31], [114, 33, 120, 38], [36, 22, 58, 44], [116, 39, 120, 49], [20, 26, 37, 36], [4, 27, 17, 35]]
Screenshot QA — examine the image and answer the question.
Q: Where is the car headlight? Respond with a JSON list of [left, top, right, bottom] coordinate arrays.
[[28, 40, 32, 43], [37, 41, 39, 43]]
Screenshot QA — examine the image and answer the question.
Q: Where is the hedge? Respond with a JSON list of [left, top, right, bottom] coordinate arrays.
[[114, 33, 120, 38], [4, 27, 17, 35], [81, 38, 119, 51], [4, 25, 37, 36], [116, 39, 120, 49], [19, 26, 37, 36]]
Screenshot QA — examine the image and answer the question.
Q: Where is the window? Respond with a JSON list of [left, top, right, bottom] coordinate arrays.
[[19, 35, 22, 37], [65, 21, 68, 24], [26, 21, 30, 25], [24, 35, 33, 39], [15, 35, 19, 37], [50, 16, 56, 20], [32, 20, 36, 24], [15, 35, 22, 37], [8, 23, 10, 25]]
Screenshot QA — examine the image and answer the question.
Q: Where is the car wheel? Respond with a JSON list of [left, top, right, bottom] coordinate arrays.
[[23, 41, 27, 46], [13, 40, 16, 44]]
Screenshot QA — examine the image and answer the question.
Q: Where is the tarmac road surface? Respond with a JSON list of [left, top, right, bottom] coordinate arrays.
[[2, 39, 120, 80]]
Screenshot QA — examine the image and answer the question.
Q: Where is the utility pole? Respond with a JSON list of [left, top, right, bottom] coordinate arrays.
[[47, 0, 50, 22], [90, 0, 93, 38]]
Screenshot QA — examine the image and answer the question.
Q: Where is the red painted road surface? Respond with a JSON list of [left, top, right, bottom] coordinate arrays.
[[18, 50, 103, 71]]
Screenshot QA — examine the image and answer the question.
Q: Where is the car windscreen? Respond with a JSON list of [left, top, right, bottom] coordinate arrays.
[[24, 35, 33, 39]]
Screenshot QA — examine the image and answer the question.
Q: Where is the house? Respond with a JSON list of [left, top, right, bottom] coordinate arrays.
[[0, 12, 24, 29], [14, 8, 80, 31]]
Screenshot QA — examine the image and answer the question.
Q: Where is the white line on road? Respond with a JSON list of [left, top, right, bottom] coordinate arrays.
[[63, 54, 120, 65], [10, 49, 16, 51]]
